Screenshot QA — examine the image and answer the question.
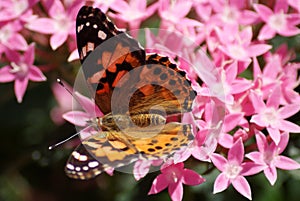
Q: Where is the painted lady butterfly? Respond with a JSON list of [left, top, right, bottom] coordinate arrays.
[[65, 5, 196, 179]]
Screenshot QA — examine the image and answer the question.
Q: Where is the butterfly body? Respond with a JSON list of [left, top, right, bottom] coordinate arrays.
[[65, 6, 197, 180], [99, 113, 166, 131]]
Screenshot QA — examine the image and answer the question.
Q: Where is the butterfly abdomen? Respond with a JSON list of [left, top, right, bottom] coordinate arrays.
[[131, 113, 166, 127]]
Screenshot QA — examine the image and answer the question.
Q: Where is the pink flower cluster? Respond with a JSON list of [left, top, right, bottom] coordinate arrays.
[[1, 0, 300, 200]]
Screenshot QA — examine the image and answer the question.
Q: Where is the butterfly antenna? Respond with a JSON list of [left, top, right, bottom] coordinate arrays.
[[48, 132, 80, 150], [56, 78, 85, 106], [57, 78, 73, 96]]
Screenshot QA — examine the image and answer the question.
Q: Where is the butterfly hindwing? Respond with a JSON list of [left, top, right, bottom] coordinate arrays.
[[65, 144, 106, 180], [65, 134, 139, 180], [66, 123, 194, 179], [128, 123, 194, 160]]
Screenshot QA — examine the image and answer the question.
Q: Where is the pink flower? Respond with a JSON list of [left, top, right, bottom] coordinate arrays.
[[109, 0, 158, 32], [288, 0, 300, 12], [93, 0, 118, 13], [211, 139, 264, 200], [0, 21, 28, 55], [148, 162, 205, 201], [158, 0, 193, 25], [0, 0, 38, 22], [158, 0, 202, 38], [254, 3, 300, 40], [26, 0, 80, 50], [217, 26, 272, 62], [0, 44, 46, 102], [62, 91, 103, 139], [209, 0, 258, 26], [133, 159, 162, 181], [246, 131, 300, 185], [250, 86, 300, 145]]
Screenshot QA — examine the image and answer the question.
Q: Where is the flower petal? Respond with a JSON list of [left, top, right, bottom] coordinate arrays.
[[228, 139, 244, 164], [29, 66, 47, 81], [232, 176, 252, 200], [62, 111, 90, 126], [278, 120, 300, 133], [0, 65, 15, 82], [26, 18, 55, 34], [133, 160, 151, 181], [168, 182, 183, 201], [182, 169, 205, 185], [148, 174, 168, 195], [267, 127, 281, 145], [210, 153, 227, 171], [50, 32, 68, 50], [14, 78, 28, 103], [275, 156, 300, 170], [241, 162, 265, 176], [278, 103, 300, 119], [264, 165, 277, 185], [257, 24, 276, 40], [213, 173, 230, 194]]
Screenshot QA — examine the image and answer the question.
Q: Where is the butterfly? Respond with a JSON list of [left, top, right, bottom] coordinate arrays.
[[65, 5, 197, 179]]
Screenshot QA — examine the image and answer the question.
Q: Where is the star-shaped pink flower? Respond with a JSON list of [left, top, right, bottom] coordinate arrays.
[[26, 0, 80, 50], [254, 2, 300, 40], [0, 21, 28, 55], [148, 162, 205, 201], [250, 86, 300, 145], [0, 44, 46, 102], [246, 131, 300, 185], [211, 139, 264, 200], [109, 0, 158, 32]]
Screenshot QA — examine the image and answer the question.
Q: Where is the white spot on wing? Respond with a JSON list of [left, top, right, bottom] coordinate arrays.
[[98, 30, 107, 40], [88, 161, 99, 168], [75, 166, 81, 171], [93, 24, 98, 29], [77, 23, 85, 33], [86, 22, 90, 26], [66, 164, 74, 170], [72, 150, 88, 161], [72, 151, 80, 159], [87, 42, 95, 52], [78, 154, 88, 161], [83, 166, 89, 171]]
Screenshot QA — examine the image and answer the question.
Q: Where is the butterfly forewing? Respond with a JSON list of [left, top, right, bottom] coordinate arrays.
[[76, 6, 145, 114]]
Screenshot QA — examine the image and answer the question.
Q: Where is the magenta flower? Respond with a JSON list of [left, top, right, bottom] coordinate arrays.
[[209, 0, 258, 26], [0, 44, 46, 102], [26, 0, 80, 50], [109, 0, 158, 31], [133, 159, 162, 181], [93, 0, 118, 13], [217, 26, 272, 62], [148, 162, 205, 201], [158, 0, 193, 24], [0, 21, 28, 55], [288, 0, 300, 12], [250, 86, 300, 145], [254, 3, 300, 40], [211, 139, 264, 200], [246, 131, 300, 185], [0, 0, 38, 22], [62, 91, 103, 139]]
